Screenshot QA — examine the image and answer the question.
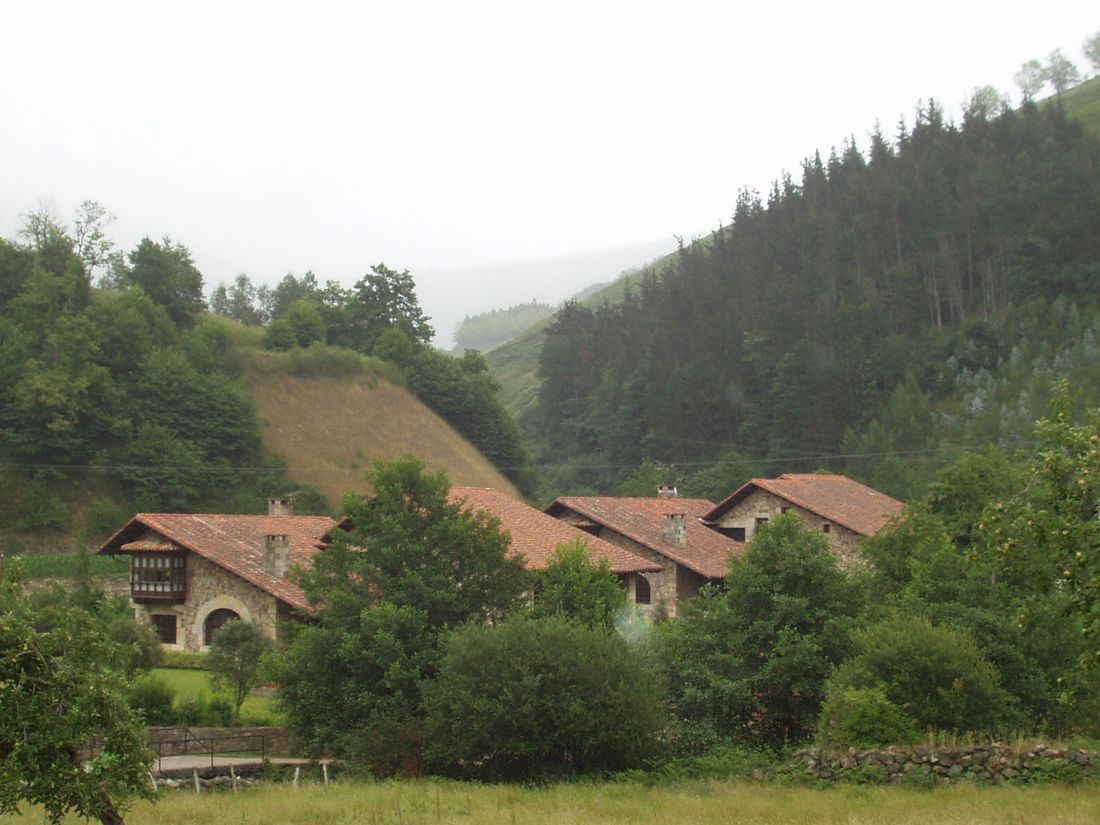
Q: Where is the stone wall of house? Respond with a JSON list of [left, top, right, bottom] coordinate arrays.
[[714, 489, 865, 568], [591, 528, 682, 617], [785, 745, 1099, 784], [135, 554, 279, 651]]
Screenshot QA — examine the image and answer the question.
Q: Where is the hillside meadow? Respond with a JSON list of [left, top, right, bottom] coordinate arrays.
[[244, 357, 520, 507], [5, 780, 1100, 825]]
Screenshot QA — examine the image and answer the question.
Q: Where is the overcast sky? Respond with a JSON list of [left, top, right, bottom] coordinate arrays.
[[2, 2, 1097, 343]]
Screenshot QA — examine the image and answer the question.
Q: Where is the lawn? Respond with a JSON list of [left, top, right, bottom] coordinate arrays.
[[151, 667, 281, 725], [4, 780, 1100, 824]]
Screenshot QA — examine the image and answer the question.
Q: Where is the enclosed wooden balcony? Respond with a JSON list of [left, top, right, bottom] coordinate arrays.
[[130, 553, 187, 603]]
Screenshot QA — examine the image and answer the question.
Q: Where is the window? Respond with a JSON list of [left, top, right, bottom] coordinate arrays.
[[781, 506, 791, 514], [130, 554, 186, 601], [755, 517, 769, 530], [203, 608, 240, 646], [822, 523, 831, 534], [151, 614, 177, 644], [635, 575, 651, 605], [716, 526, 746, 541]]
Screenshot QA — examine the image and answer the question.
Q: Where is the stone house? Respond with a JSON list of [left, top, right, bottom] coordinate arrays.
[[700, 474, 904, 567], [544, 488, 744, 617], [449, 486, 661, 593], [97, 498, 335, 651]]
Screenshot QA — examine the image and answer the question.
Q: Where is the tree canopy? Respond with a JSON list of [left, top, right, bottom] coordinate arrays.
[[273, 455, 530, 772], [0, 573, 153, 825]]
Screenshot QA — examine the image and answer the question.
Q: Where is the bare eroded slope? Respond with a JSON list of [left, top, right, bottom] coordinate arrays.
[[249, 373, 519, 507]]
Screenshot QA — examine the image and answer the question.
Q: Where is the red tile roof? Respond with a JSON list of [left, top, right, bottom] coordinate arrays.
[[449, 487, 661, 574], [98, 514, 336, 611], [703, 474, 904, 536], [544, 496, 743, 579]]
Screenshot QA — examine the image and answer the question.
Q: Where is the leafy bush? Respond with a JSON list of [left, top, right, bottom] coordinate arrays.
[[659, 515, 863, 747], [817, 687, 920, 748], [836, 763, 889, 785], [827, 614, 1009, 734], [174, 691, 233, 727], [530, 538, 627, 629], [1029, 757, 1083, 785], [424, 615, 668, 780], [127, 674, 176, 725], [106, 616, 164, 677]]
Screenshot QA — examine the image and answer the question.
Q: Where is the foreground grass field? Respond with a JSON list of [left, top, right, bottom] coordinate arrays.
[[5, 780, 1100, 825]]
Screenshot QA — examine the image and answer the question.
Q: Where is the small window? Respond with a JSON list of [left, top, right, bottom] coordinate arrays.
[[780, 506, 791, 514], [151, 614, 177, 644], [635, 575, 651, 605], [755, 517, 769, 530], [822, 523, 831, 534], [717, 526, 746, 541]]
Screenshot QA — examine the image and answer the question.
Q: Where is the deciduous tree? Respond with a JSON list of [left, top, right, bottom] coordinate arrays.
[[659, 514, 863, 747], [207, 619, 272, 723], [273, 455, 530, 771], [0, 572, 154, 825]]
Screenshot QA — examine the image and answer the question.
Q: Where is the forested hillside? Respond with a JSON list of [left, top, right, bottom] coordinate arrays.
[[452, 300, 553, 354], [0, 214, 531, 547], [527, 96, 1100, 498]]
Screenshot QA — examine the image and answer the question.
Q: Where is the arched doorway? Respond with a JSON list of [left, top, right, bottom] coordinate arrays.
[[635, 574, 651, 605], [203, 608, 240, 646]]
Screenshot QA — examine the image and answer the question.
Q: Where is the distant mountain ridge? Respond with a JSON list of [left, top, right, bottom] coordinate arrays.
[[419, 238, 676, 349]]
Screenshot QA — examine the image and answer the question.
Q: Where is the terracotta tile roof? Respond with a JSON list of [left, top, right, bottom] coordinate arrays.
[[703, 474, 904, 536], [449, 487, 661, 574], [98, 513, 336, 611], [544, 496, 744, 579]]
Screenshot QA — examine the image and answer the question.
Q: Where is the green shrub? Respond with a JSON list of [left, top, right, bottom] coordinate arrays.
[[106, 616, 164, 677], [818, 687, 921, 748], [128, 675, 176, 725], [899, 765, 939, 789], [175, 691, 232, 727], [161, 649, 209, 670], [827, 615, 1009, 734], [1029, 757, 1083, 785], [836, 763, 889, 785], [424, 615, 668, 780]]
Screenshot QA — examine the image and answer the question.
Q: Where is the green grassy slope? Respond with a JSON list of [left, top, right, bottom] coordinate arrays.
[[1058, 74, 1100, 136], [243, 351, 520, 508]]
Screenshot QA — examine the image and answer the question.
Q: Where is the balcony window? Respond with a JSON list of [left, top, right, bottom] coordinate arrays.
[[131, 553, 186, 602]]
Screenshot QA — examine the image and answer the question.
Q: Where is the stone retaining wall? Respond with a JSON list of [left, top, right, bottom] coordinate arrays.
[[787, 745, 1100, 784]]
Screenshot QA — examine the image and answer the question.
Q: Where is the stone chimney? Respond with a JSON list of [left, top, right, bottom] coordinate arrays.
[[663, 513, 687, 548], [267, 496, 294, 517], [657, 485, 678, 499], [264, 534, 290, 578]]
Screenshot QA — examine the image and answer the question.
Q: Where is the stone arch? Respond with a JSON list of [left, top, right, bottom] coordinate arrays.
[[634, 574, 652, 605], [192, 595, 252, 649]]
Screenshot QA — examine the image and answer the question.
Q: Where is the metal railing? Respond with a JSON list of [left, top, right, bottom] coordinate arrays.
[[150, 730, 266, 772]]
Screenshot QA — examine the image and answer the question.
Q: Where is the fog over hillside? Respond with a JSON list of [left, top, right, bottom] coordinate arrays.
[[421, 237, 676, 348]]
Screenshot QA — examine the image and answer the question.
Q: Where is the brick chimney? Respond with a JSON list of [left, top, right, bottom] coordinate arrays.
[[657, 485, 678, 499], [263, 534, 290, 578], [663, 513, 687, 548], [267, 496, 294, 517]]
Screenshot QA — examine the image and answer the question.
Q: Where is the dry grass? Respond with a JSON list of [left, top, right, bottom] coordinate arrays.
[[248, 372, 519, 507], [6, 780, 1100, 825]]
